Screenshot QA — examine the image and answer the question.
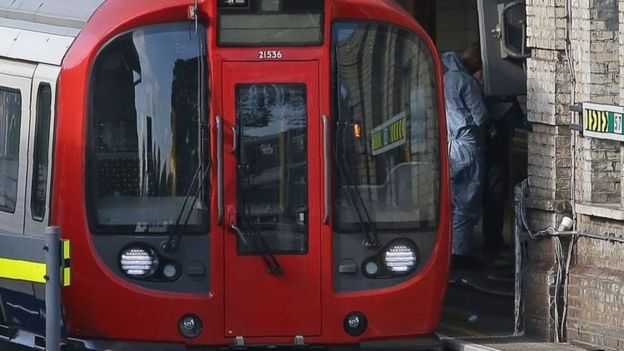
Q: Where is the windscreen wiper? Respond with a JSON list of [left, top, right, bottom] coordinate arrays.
[[231, 217, 283, 276], [162, 159, 211, 252], [335, 121, 381, 249], [231, 164, 283, 275]]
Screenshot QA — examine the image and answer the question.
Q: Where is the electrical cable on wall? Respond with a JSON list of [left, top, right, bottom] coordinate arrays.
[[516, 179, 624, 342]]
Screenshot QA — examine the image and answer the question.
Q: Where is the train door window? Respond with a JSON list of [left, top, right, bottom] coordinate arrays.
[[236, 83, 308, 254], [30, 83, 52, 221], [0, 88, 21, 214], [87, 22, 209, 234]]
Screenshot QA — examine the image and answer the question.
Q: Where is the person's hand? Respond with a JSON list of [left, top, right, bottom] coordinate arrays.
[[473, 70, 483, 84]]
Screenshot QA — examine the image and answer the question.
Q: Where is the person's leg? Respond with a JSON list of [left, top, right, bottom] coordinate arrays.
[[451, 151, 483, 257], [482, 162, 507, 252], [452, 213, 476, 256], [482, 121, 510, 253]]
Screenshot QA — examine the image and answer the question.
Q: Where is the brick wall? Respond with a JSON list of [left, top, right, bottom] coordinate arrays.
[[526, 0, 624, 348]]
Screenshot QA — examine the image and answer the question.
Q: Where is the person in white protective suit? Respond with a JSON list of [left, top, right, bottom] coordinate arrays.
[[441, 46, 489, 268]]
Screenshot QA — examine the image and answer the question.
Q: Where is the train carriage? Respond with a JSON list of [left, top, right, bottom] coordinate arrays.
[[0, 0, 450, 350]]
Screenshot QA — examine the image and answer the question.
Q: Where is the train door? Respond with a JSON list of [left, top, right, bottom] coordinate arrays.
[[23, 64, 60, 322], [222, 61, 322, 337]]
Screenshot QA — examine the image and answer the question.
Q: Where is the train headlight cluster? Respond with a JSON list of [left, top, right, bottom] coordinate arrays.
[[362, 239, 419, 278], [120, 246, 159, 278], [383, 243, 417, 273]]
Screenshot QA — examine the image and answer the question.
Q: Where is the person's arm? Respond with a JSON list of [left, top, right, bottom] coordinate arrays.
[[462, 76, 488, 126]]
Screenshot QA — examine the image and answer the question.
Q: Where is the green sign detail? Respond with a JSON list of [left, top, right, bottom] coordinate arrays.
[[582, 102, 624, 142], [371, 112, 407, 156]]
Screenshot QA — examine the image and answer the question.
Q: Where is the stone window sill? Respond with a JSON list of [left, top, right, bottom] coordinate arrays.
[[576, 203, 624, 221]]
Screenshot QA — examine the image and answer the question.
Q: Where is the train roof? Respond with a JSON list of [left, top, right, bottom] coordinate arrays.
[[0, 0, 105, 65]]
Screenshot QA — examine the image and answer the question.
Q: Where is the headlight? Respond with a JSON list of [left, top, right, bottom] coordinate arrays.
[[383, 242, 417, 273], [120, 246, 159, 278]]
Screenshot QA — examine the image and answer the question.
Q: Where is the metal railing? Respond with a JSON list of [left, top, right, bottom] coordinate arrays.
[[0, 226, 69, 351]]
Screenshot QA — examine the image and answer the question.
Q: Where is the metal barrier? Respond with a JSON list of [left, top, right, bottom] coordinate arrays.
[[0, 226, 70, 351]]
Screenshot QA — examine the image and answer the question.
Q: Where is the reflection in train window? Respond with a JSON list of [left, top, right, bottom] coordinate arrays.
[[236, 84, 308, 254], [332, 22, 440, 232], [31, 83, 52, 221], [0, 88, 21, 214], [87, 22, 210, 234]]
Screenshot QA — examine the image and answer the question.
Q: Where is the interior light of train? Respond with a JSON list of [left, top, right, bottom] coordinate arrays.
[[384, 243, 417, 273], [120, 246, 159, 278], [353, 122, 362, 138]]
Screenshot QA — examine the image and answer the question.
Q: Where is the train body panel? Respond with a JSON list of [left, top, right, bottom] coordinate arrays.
[[0, 0, 451, 349]]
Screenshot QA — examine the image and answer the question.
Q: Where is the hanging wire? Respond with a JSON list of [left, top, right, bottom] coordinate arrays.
[[560, 234, 578, 339]]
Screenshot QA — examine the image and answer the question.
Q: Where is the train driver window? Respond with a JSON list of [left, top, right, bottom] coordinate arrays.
[[87, 22, 210, 234], [0, 88, 21, 214], [332, 22, 440, 233]]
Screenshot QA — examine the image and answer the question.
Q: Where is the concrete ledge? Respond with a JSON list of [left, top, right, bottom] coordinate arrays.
[[440, 335, 501, 351], [440, 335, 589, 351]]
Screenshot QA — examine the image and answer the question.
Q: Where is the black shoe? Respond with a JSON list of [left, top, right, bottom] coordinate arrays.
[[451, 254, 486, 270]]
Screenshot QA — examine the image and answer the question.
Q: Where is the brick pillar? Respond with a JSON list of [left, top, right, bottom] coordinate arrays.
[[525, 0, 571, 341]]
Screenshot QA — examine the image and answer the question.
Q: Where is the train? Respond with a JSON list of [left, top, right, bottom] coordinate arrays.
[[0, 0, 450, 350]]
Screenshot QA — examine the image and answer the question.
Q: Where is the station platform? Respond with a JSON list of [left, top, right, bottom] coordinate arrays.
[[439, 251, 588, 351], [440, 335, 588, 351]]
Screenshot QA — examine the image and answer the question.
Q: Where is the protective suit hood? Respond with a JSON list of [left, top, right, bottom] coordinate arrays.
[[442, 52, 469, 73]]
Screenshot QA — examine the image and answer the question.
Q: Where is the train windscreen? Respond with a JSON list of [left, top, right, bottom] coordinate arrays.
[[332, 22, 440, 233], [87, 22, 209, 234]]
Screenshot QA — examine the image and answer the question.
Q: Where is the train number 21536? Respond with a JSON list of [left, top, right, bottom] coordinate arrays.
[[258, 50, 283, 59]]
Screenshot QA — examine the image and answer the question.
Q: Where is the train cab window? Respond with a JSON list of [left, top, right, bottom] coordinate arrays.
[[31, 84, 52, 221], [332, 22, 440, 233], [87, 22, 209, 234], [0, 88, 21, 214]]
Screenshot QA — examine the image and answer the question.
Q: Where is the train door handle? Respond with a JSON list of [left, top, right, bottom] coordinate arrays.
[[227, 205, 248, 245], [322, 115, 331, 224], [231, 126, 238, 154], [216, 116, 224, 224]]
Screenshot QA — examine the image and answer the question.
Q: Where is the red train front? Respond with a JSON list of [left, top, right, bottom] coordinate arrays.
[[0, 0, 450, 349]]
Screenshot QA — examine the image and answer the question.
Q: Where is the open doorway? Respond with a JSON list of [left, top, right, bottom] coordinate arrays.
[[399, 0, 529, 339]]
